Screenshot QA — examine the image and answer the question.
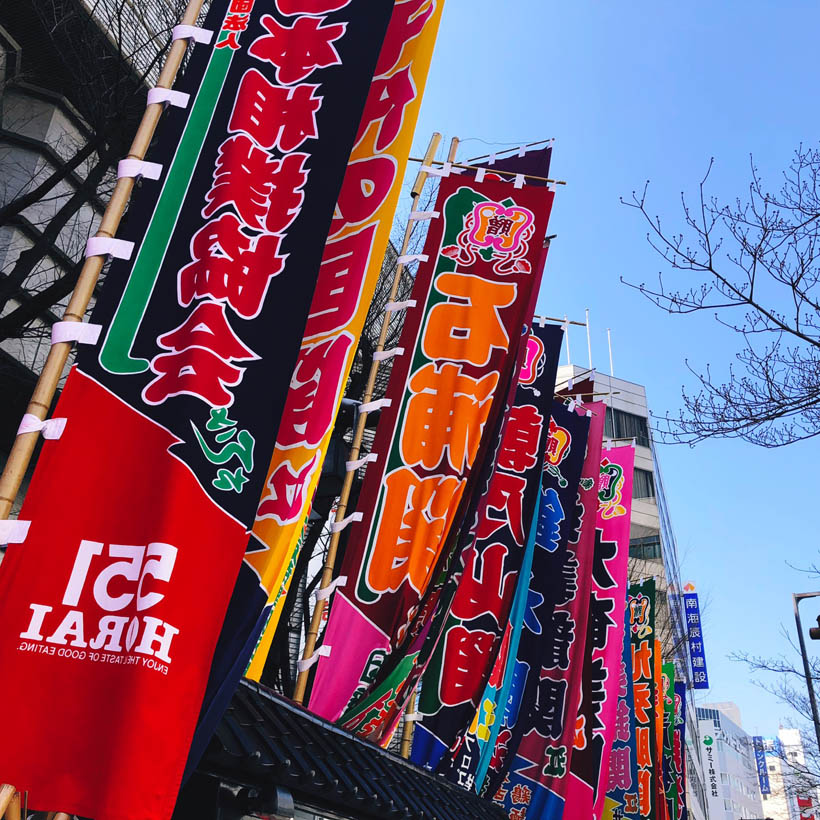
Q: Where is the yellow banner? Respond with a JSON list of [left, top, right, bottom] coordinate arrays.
[[245, 0, 445, 681]]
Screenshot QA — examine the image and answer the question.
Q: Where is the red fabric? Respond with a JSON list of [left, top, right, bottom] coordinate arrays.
[[0, 372, 248, 819]]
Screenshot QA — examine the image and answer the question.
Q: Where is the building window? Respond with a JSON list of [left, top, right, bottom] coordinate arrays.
[[633, 468, 655, 499], [605, 407, 651, 447], [630, 535, 661, 560]]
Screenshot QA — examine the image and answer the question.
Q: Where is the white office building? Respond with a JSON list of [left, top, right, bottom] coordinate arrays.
[[697, 703, 765, 819]]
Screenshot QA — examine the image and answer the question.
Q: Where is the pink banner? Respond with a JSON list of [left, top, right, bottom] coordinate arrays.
[[565, 443, 635, 820]]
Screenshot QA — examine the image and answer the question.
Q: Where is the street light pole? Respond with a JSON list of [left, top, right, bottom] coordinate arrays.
[[792, 592, 820, 752]]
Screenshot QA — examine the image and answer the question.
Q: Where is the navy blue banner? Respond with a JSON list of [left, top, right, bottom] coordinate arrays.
[[683, 587, 709, 689]]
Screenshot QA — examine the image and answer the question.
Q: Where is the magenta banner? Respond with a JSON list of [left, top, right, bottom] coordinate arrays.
[[565, 444, 635, 820]]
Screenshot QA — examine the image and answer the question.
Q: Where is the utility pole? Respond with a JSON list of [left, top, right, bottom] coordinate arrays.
[[792, 592, 820, 753]]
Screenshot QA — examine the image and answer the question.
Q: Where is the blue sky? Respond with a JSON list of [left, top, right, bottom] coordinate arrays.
[[409, 0, 820, 737]]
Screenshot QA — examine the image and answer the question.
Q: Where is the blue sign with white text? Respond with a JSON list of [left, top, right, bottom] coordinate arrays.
[[683, 588, 709, 689]]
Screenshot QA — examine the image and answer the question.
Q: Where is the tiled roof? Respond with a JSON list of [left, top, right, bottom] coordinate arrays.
[[203, 678, 507, 820]]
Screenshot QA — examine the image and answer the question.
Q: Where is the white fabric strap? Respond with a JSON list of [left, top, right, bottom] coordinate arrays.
[[548, 182, 558, 193], [422, 163, 461, 178], [373, 347, 404, 362], [330, 511, 363, 534], [518, 145, 526, 157], [409, 210, 440, 221], [17, 413, 66, 441], [51, 321, 102, 346], [514, 173, 525, 189], [315, 576, 348, 602], [475, 167, 487, 183], [117, 159, 163, 181], [346, 453, 378, 472], [297, 644, 331, 672], [147, 87, 190, 109], [488, 152, 497, 165], [0, 519, 30, 545], [359, 398, 391, 414], [385, 299, 416, 313], [397, 253, 428, 266], [85, 236, 134, 261], [172, 24, 214, 44], [405, 713, 422, 722]]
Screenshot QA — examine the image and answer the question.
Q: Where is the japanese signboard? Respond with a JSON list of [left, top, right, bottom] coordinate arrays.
[[488, 403, 595, 817], [309, 172, 555, 725], [0, 2, 395, 818], [629, 579, 659, 819], [662, 662, 678, 820], [702, 733, 718, 800], [753, 736, 771, 795], [411, 322, 564, 779], [243, 0, 446, 680], [565, 444, 636, 820], [602, 611, 640, 820], [187, 0, 446, 770], [683, 583, 709, 689]]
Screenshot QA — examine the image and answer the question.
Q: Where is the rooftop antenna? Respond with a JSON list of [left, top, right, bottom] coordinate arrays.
[[607, 327, 615, 412], [563, 315, 571, 368]]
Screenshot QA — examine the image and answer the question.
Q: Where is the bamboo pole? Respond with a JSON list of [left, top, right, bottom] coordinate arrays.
[[292, 132, 445, 706], [0, 786, 13, 817], [2, 791, 20, 820], [399, 686, 418, 759], [395, 136, 461, 755], [0, 0, 208, 521]]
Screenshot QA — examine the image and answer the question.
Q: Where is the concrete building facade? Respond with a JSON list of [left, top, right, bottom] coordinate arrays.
[[697, 703, 765, 820], [557, 365, 710, 820]]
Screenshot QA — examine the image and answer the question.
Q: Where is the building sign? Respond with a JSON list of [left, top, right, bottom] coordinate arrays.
[[753, 736, 771, 795], [703, 734, 719, 798], [683, 582, 709, 689]]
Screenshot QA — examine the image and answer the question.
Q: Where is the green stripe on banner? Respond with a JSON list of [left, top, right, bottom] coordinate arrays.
[[100, 39, 233, 374]]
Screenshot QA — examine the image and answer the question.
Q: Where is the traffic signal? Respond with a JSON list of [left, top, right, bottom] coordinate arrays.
[[809, 616, 820, 641]]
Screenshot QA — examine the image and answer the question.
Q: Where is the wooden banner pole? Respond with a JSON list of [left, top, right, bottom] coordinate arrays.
[[399, 685, 418, 759], [2, 791, 20, 820], [394, 138, 460, 756], [0, 0, 208, 521], [291, 131, 444, 706], [0, 786, 14, 817]]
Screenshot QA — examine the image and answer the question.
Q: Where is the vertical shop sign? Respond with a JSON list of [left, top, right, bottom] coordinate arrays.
[[629, 578, 658, 819], [565, 445, 636, 820], [682, 583, 709, 689]]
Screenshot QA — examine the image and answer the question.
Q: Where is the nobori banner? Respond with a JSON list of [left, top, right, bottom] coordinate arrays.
[[491, 402, 595, 819], [310, 173, 555, 724], [565, 444, 635, 820], [683, 583, 709, 689], [188, 0, 445, 773], [0, 2, 394, 818], [412, 323, 564, 778], [628, 579, 659, 819]]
